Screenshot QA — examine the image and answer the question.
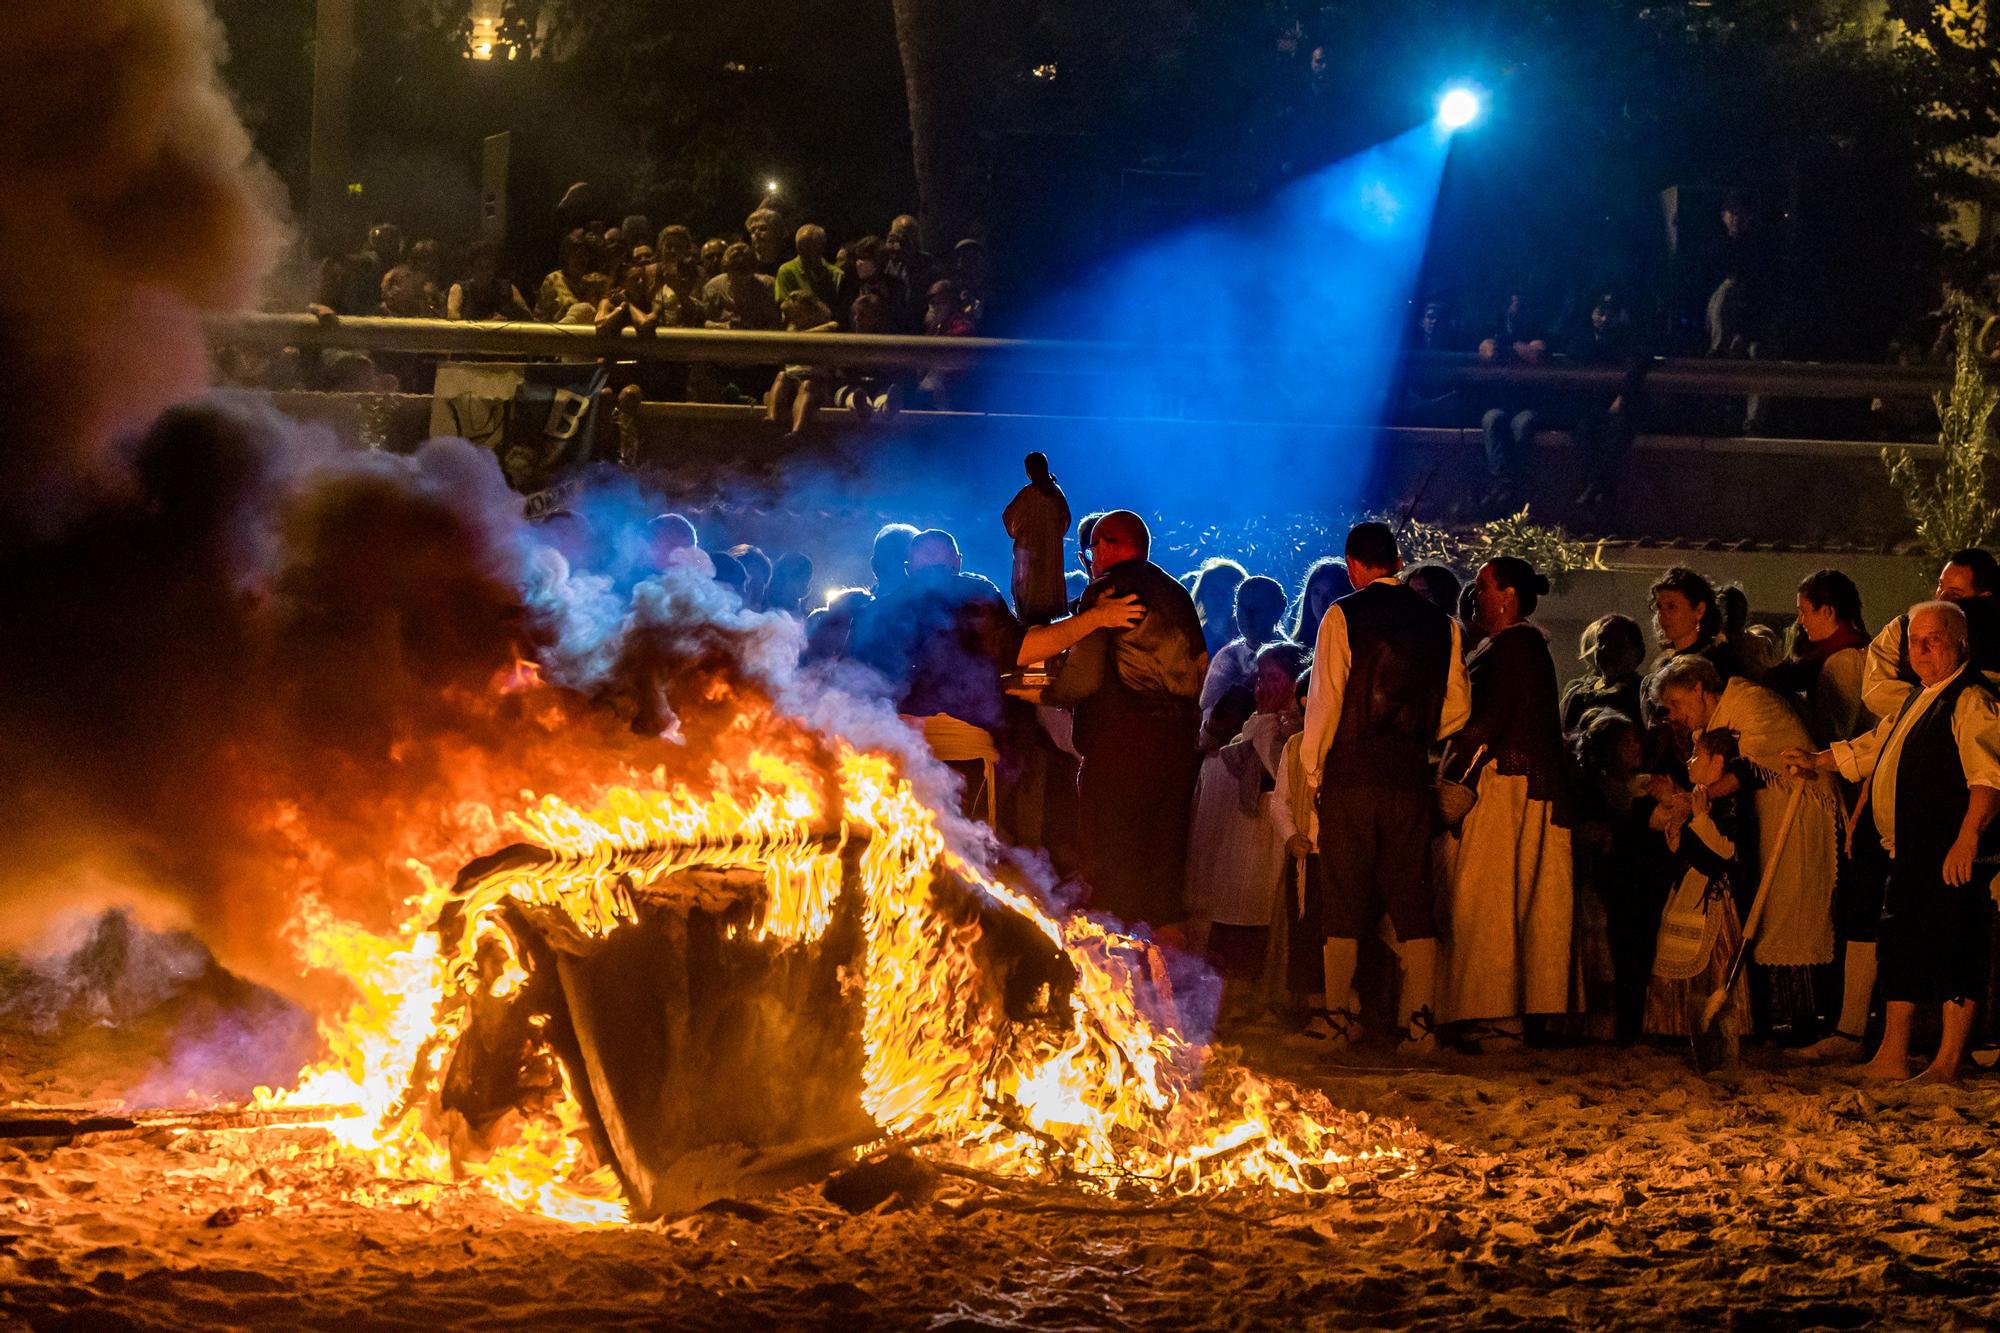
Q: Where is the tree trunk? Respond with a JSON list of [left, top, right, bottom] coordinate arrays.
[[889, 0, 984, 245]]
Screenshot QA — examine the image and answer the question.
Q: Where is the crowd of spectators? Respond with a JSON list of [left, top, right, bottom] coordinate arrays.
[[299, 202, 989, 422], [624, 457, 2000, 1084], [310, 206, 987, 341]]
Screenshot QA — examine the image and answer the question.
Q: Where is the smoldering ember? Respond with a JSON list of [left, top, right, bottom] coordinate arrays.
[[15, 3, 2000, 1331]]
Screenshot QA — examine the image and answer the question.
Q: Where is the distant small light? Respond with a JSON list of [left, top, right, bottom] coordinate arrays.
[[472, 40, 493, 60], [1030, 63, 1058, 81], [765, 179, 781, 196], [1437, 86, 1481, 130]]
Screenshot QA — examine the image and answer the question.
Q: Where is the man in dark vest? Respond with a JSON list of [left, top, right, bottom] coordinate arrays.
[[1299, 522, 1471, 1050], [1795, 600, 2000, 1085], [1069, 511, 1208, 931]]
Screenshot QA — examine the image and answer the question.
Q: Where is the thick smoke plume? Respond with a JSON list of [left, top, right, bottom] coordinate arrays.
[[0, 393, 960, 1006], [0, 0, 976, 1026], [0, 0, 285, 523]]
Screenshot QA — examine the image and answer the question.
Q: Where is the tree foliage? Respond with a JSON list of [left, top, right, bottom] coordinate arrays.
[[1884, 296, 2000, 564]]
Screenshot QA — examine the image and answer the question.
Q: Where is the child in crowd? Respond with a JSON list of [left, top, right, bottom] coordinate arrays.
[[1200, 576, 1290, 723], [1270, 668, 1321, 1018], [1645, 727, 1751, 1060], [768, 292, 839, 437], [1186, 643, 1309, 1024], [833, 292, 903, 423], [919, 278, 976, 408], [1571, 707, 1655, 1042]]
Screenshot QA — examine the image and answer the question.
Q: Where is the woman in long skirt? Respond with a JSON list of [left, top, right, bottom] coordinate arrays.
[[1438, 558, 1578, 1041]]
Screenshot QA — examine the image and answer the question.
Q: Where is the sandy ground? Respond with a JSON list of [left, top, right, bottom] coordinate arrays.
[[8, 1018, 2000, 1331]]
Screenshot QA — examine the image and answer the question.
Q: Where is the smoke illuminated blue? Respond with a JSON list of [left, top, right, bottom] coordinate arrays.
[[977, 123, 1453, 522]]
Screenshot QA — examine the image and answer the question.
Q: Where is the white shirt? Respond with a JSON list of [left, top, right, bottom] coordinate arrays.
[[1831, 664, 2000, 856], [1861, 615, 1914, 722], [1300, 576, 1473, 792]]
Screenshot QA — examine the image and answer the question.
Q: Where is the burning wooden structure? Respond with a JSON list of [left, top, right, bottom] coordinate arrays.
[[255, 743, 1424, 1224]]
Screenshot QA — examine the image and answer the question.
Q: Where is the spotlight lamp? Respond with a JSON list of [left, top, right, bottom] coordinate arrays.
[[1437, 86, 1482, 130]]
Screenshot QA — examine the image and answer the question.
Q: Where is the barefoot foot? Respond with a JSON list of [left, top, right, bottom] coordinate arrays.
[[1855, 1058, 1911, 1084], [1905, 1063, 1962, 1086]]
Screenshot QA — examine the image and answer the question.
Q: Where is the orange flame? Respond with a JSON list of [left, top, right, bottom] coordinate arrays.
[[258, 723, 1416, 1225]]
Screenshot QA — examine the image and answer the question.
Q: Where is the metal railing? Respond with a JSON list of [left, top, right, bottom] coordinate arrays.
[[210, 312, 1956, 404]]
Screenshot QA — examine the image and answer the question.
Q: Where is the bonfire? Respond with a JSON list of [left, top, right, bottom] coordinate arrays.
[[251, 680, 1426, 1225]]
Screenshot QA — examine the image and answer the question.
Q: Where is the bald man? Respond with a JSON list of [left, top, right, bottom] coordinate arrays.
[[1068, 511, 1208, 929]]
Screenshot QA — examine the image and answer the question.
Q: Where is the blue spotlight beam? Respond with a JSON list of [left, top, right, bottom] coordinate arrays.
[[997, 124, 1454, 518]]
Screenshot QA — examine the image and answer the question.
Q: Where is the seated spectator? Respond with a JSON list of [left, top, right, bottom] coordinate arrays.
[[448, 240, 534, 321], [953, 238, 988, 323], [775, 225, 842, 311], [1399, 300, 1459, 423], [1201, 575, 1291, 718], [620, 214, 654, 255], [309, 251, 372, 320], [653, 225, 702, 320], [698, 237, 730, 285], [703, 242, 782, 330], [538, 229, 603, 323], [1563, 613, 1647, 733], [770, 291, 840, 437], [923, 279, 977, 338], [379, 262, 440, 318], [918, 278, 977, 408], [835, 296, 904, 422], [746, 206, 789, 271], [408, 238, 447, 310], [596, 262, 667, 337], [1564, 293, 1643, 512], [884, 214, 941, 330], [837, 236, 896, 327], [1475, 291, 1549, 514], [1287, 556, 1353, 644], [599, 224, 631, 273]]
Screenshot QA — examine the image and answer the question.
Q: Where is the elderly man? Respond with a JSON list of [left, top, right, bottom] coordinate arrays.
[[775, 224, 841, 312], [1789, 601, 2000, 1084], [1300, 522, 1471, 1050], [1066, 511, 1208, 930]]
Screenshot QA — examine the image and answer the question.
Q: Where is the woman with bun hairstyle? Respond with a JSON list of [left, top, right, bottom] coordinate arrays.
[[1436, 556, 1579, 1042]]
